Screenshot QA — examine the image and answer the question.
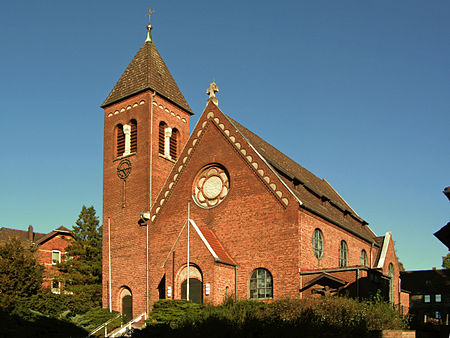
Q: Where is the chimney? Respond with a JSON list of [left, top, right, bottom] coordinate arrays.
[[28, 225, 33, 242], [432, 267, 436, 270]]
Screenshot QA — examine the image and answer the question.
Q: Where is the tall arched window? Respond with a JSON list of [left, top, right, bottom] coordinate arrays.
[[170, 128, 178, 160], [116, 124, 125, 157], [339, 240, 348, 267], [360, 249, 367, 266], [312, 228, 324, 259], [388, 263, 394, 303], [249, 268, 273, 300], [159, 122, 167, 156], [130, 119, 137, 153]]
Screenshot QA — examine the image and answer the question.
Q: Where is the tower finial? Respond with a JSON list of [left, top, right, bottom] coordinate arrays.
[[145, 8, 156, 42], [206, 82, 219, 106]]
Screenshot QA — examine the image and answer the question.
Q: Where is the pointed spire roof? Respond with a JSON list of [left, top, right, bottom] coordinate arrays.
[[101, 37, 192, 113]]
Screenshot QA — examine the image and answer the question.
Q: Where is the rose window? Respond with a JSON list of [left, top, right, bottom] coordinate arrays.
[[193, 165, 229, 208]]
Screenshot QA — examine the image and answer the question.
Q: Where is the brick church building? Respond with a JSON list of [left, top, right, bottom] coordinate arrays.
[[101, 23, 401, 319]]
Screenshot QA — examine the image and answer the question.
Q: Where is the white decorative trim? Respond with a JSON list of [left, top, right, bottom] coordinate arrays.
[[189, 219, 219, 260], [377, 232, 391, 269]]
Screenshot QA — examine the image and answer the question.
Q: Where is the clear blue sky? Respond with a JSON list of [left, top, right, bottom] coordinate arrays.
[[0, 1, 448, 271]]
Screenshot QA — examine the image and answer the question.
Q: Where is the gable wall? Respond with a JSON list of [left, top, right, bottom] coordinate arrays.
[[149, 109, 300, 306], [38, 234, 71, 288]]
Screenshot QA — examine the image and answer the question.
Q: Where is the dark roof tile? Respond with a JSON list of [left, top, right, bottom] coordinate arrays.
[[102, 41, 192, 113]]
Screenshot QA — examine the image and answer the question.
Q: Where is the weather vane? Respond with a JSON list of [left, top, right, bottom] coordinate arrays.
[[145, 8, 156, 29]]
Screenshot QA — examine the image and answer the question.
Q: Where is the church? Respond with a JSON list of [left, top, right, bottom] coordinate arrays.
[[101, 18, 401, 319]]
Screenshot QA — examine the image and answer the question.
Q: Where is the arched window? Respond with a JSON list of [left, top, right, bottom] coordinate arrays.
[[130, 119, 137, 153], [249, 268, 273, 300], [159, 122, 167, 156], [339, 240, 348, 267], [116, 124, 125, 157], [388, 263, 394, 277], [170, 128, 178, 160], [312, 228, 324, 259], [360, 249, 367, 266]]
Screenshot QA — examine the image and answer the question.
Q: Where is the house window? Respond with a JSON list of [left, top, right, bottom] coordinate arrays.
[[388, 263, 394, 277], [116, 124, 125, 157], [51, 279, 61, 294], [424, 295, 430, 303], [159, 122, 167, 156], [170, 128, 178, 160], [249, 268, 273, 300], [435, 294, 441, 302], [130, 119, 137, 153], [312, 229, 323, 259], [360, 249, 367, 266], [339, 240, 348, 267], [52, 250, 61, 265]]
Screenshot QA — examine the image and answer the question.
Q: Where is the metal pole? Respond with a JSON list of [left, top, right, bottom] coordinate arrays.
[[187, 201, 190, 301], [108, 217, 112, 312], [147, 91, 156, 315]]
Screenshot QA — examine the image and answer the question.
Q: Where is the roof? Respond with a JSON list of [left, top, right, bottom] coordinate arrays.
[[197, 226, 236, 266], [401, 269, 450, 294], [0, 227, 45, 243], [102, 40, 192, 113], [224, 115, 377, 243], [434, 222, 450, 249], [0, 226, 72, 245], [35, 226, 73, 245], [303, 272, 348, 289]]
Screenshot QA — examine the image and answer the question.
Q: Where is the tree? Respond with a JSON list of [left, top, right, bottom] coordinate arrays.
[[0, 238, 44, 311], [443, 253, 450, 269], [58, 205, 102, 306]]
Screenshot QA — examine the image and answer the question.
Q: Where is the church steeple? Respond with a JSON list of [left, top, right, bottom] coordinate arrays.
[[101, 15, 192, 114]]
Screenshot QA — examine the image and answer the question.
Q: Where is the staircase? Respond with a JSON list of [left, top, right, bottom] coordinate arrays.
[[107, 312, 147, 337], [87, 312, 146, 337]]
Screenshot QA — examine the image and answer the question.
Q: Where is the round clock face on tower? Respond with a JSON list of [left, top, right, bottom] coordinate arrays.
[[193, 164, 230, 208], [117, 159, 132, 180]]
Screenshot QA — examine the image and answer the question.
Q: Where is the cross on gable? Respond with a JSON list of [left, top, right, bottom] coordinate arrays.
[[206, 82, 219, 105]]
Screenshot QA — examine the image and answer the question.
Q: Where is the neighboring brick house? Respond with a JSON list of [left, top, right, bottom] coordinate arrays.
[[0, 225, 73, 293], [401, 269, 450, 325], [101, 25, 403, 319]]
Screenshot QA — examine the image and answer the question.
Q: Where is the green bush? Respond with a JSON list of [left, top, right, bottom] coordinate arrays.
[[136, 297, 409, 338]]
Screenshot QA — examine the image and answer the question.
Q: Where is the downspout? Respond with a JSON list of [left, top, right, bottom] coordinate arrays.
[[299, 211, 303, 299], [356, 268, 359, 299], [108, 217, 112, 312], [370, 242, 374, 269], [234, 266, 238, 302], [147, 91, 156, 315]]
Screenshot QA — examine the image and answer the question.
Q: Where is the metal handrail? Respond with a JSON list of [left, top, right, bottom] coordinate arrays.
[[109, 312, 147, 338], [87, 312, 122, 337]]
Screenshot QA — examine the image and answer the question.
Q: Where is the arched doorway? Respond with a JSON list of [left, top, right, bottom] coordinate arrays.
[[181, 278, 203, 304], [119, 287, 132, 321], [177, 264, 203, 304]]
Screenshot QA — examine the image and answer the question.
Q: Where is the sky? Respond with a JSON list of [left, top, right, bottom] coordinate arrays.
[[0, 1, 448, 271]]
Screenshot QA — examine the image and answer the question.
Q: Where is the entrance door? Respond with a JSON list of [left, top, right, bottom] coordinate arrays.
[[181, 278, 203, 304], [122, 295, 132, 322]]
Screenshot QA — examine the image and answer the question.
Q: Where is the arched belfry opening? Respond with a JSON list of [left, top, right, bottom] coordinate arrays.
[[119, 287, 133, 321], [177, 264, 203, 304]]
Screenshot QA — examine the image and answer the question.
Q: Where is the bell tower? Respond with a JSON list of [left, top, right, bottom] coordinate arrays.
[[101, 14, 192, 317]]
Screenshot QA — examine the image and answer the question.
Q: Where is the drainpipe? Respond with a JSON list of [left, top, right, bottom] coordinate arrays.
[[147, 91, 156, 315], [234, 266, 238, 302], [356, 268, 359, 299], [370, 242, 374, 269], [108, 217, 112, 312], [299, 212, 303, 299]]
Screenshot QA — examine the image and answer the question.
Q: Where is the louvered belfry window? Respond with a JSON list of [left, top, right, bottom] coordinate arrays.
[[130, 119, 137, 153], [159, 122, 166, 155], [116, 124, 125, 157], [170, 128, 178, 160]]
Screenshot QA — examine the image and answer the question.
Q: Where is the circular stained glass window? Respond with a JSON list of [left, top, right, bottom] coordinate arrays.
[[193, 164, 230, 208]]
